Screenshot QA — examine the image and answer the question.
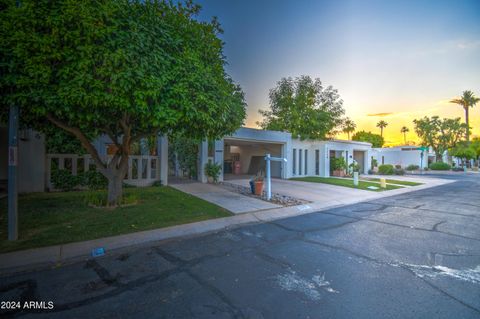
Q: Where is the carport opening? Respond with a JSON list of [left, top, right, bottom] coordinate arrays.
[[223, 139, 283, 180]]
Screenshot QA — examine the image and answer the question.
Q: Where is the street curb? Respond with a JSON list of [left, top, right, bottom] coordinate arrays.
[[0, 177, 455, 275]]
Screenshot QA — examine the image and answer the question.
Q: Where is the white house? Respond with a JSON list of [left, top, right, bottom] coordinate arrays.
[[197, 127, 372, 183], [371, 145, 436, 169]]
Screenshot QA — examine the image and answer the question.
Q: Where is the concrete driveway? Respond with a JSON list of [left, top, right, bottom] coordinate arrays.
[[1, 174, 479, 318], [170, 182, 281, 214]]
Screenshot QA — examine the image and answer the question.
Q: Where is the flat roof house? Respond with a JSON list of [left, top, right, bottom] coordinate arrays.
[[198, 127, 373, 183]]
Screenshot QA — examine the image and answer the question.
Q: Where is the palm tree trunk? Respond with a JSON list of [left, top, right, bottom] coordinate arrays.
[[465, 106, 470, 143], [403, 133, 406, 144]]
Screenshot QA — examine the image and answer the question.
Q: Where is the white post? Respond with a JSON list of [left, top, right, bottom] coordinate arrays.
[[158, 135, 168, 185], [266, 154, 271, 200], [264, 154, 287, 201], [198, 140, 208, 183], [214, 139, 224, 182], [353, 172, 359, 186]]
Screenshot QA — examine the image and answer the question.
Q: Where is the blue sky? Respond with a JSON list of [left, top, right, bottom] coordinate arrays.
[[197, 0, 480, 144]]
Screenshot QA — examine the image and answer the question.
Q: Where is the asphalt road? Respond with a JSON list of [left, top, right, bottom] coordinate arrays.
[[1, 174, 479, 318]]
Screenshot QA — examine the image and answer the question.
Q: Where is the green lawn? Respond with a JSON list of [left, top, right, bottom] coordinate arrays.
[[0, 186, 230, 253], [290, 177, 403, 191], [362, 177, 423, 186]]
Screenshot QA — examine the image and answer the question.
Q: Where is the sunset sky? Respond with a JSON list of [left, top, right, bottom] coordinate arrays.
[[198, 0, 480, 146]]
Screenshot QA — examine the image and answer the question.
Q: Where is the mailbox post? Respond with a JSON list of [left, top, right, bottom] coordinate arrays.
[[264, 154, 287, 201]]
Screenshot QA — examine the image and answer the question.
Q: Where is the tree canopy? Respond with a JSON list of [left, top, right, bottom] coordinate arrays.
[[0, 0, 246, 205], [449, 90, 479, 142], [342, 118, 356, 140], [352, 131, 384, 148], [413, 116, 467, 161], [257, 76, 345, 140]]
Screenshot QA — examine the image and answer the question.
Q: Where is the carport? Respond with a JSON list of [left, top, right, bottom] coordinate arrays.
[[223, 138, 283, 179], [198, 128, 291, 183]]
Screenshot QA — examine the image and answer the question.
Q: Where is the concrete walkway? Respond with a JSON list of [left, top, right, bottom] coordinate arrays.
[[0, 175, 454, 275], [170, 182, 281, 214]]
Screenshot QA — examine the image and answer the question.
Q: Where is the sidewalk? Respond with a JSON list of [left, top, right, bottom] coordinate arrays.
[[0, 176, 454, 275]]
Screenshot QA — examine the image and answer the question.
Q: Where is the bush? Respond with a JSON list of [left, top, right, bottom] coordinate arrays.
[[204, 162, 222, 183], [51, 169, 82, 191], [378, 164, 395, 175], [81, 170, 108, 190], [429, 162, 451, 171], [331, 157, 347, 171], [452, 167, 464, 172], [368, 169, 375, 175], [395, 164, 402, 169], [394, 168, 405, 175], [406, 164, 419, 171]]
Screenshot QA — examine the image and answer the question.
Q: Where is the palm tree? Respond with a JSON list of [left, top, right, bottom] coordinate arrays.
[[400, 126, 409, 144], [376, 120, 388, 137], [450, 90, 480, 143], [342, 118, 356, 140]]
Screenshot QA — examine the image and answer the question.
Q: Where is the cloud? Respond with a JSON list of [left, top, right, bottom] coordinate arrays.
[[367, 112, 394, 117]]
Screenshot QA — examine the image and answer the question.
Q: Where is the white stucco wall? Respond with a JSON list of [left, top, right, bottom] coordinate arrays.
[[372, 146, 429, 169], [289, 139, 372, 178]]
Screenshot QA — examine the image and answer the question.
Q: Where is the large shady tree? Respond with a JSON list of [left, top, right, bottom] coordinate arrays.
[[257, 76, 345, 140], [413, 116, 467, 161], [0, 0, 246, 205]]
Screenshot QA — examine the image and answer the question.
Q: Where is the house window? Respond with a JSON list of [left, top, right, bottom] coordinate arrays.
[[315, 150, 320, 175], [304, 149, 308, 175], [299, 149, 302, 175], [293, 149, 296, 175], [382, 156, 385, 165]]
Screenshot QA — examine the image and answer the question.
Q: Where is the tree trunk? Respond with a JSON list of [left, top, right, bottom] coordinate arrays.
[[107, 174, 124, 206], [465, 107, 470, 143]]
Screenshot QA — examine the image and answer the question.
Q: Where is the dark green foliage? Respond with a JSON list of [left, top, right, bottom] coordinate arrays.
[[168, 135, 199, 179], [429, 162, 451, 170], [352, 131, 384, 148], [45, 129, 85, 155], [330, 157, 347, 171], [51, 170, 82, 192], [406, 164, 419, 170], [204, 162, 222, 183], [0, 0, 246, 204], [413, 116, 467, 160], [51, 169, 107, 191], [378, 164, 395, 175], [257, 76, 345, 140], [450, 142, 477, 161], [394, 168, 405, 175], [82, 170, 108, 190]]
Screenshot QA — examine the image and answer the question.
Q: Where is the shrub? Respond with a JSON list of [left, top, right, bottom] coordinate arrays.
[[378, 164, 394, 175], [371, 158, 378, 169], [349, 161, 360, 173], [368, 169, 375, 175], [394, 168, 405, 175], [51, 169, 82, 191], [331, 157, 347, 171], [452, 167, 464, 172], [406, 164, 419, 171], [429, 162, 451, 171], [81, 170, 108, 190], [395, 164, 402, 169], [205, 162, 222, 183]]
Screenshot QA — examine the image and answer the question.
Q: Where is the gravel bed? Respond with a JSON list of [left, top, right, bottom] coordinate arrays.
[[219, 181, 308, 207]]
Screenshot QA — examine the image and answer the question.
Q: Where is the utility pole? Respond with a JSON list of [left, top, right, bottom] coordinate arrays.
[[8, 0, 21, 241], [8, 105, 19, 240]]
